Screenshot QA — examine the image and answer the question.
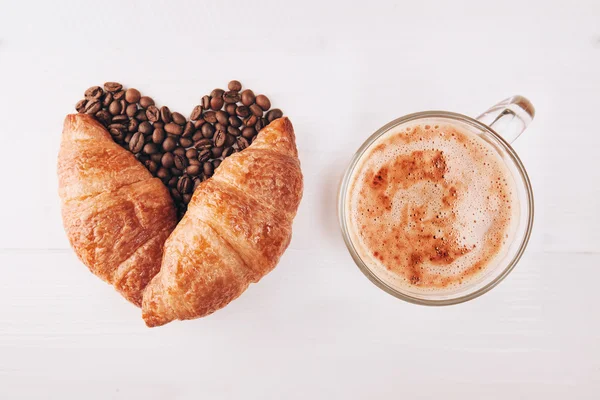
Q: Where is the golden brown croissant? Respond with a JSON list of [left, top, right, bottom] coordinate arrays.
[[142, 117, 303, 326], [58, 114, 177, 306]]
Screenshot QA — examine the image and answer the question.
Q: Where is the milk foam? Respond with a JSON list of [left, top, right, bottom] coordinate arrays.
[[346, 120, 520, 292]]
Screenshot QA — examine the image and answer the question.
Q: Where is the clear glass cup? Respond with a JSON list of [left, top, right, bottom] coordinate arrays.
[[338, 96, 535, 305]]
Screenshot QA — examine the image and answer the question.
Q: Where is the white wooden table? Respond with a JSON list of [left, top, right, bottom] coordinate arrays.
[[1, 0, 599, 398]]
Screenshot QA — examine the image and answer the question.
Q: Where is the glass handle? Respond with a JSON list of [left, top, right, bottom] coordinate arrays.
[[476, 95, 535, 143]]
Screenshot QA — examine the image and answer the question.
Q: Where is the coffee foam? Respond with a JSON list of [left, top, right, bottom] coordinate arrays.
[[346, 120, 519, 292]]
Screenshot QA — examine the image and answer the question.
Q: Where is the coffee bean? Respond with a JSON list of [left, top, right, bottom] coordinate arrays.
[[183, 193, 192, 204], [204, 111, 217, 124], [211, 88, 225, 99], [155, 106, 171, 123], [242, 127, 256, 139], [202, 95, 211, 110], [186, 148, 198, 159], [244, 114, 258, 126], [177, 176, 193, 194], [186, 165, 201, 176], [154, 122, 164, 129], [113, 91, 125, 101], [179, 137, 193, 147], [249, 104, 263, 117], [136, 153, 148, 162], [213, 159, 221, 169], [198, 149, 211, 163], [193, 177, 203, 191], [165, 122, 183, 135], [267, 108, 283, 122], [194, 138, 213, 150], [201, 123, 215, 138], [163, 136, 177, 152], [129, 132, 145, 153], [126, 118, 138, 133], [156, 167, 170, 180], [85, 86, 103, 100], [139, 96, 155, 108], [167, 176, 178, 188], [236, 106, 250, 118], [125, 88, 141, 103], [216, 110, 229, 125], [171, 188, 183, 201], [145, 159, 159, 173], [125, 103, 137, 117], [193, 119, 205, 129], [228, 80, 242, 91], [171, 168, 183, 177], [211, 146, 223, 158], [203, 162, 214, 177], [251, 135, 259, 143], [143, 143, 159, 155], [172, 112, 186, 125], [173, 147, 186, 157], [146, 105, 160, 122], [227, 126, 241, 137], [222, 147, 234, 158], [151, 153, 163, 163], [111, 130, 125, 142], [108, 123, 126, 133], [190, 105, 203, 121], [255, 95, 271, 111], [84, 100, 101, 115], [112, 114, 128, 123], [210, 95, 224, 110], [236, 136, 250, 150], [95, 110, 112, 125], [75, 99, 87, 113], [161, 152, 174, 168], [228, 115, 242, 128], [215, 122, 227, 135], [104, 82, 122, 92], [135, 109, 148, 121], [192, 131, 204, 142], [182, 121, 195, 137], [139, 121, 154, 135], [223, 91, 241, 104], [102, 92, 113, 107], [214, 130, 226, 147], [255, 118, 266, 132], [225, 103, 237, 116], [188, 158, 201, 166], [174, 154, 187, 170], [241, 89, 255, 106], [152, 128, 166, 144], [225, 133, 236, 147]]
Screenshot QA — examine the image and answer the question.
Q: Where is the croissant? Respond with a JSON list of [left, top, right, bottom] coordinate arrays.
[[58, 114, 302, 326]]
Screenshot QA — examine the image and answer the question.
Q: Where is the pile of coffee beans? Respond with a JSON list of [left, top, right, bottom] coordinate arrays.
[[75, 80, 283, 219]]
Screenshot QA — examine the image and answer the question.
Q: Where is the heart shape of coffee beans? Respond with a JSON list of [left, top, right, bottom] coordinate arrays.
[[75, 80, 284, 219]]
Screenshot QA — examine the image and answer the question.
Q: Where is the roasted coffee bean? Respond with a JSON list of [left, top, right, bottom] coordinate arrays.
[[210, 88, 225, 99], [124, 133, 133, 144], [136, 153, 148, 162], [186, 148, 198, 159], [152, 128, 166, 144], [227, 126, 241, 137], [210, 95, 224, 110], [179, 137, 193, 147], [216, 110, 228, 125], [104, 82, 122, 92], [183, 193, 192, 204], [198, 149, 211, 163], [194, 138, 213, 150], [171, 168, 183, 177], [95, 110, 112, 125], [173, 147, 186, 157], [156, 167, 170, 180], [225, 103, 237, 116], [249, 104, 263, 117], [129, 132, 145, 153], [193, 119, 205, 129], [127, 118, 139, 132], [165, 122, 183, 135], [160, 106, 172, 123], [241, 89, 255, 106], [228, 80, 242, 91], [143, 143, 159, 155], [112, 114, 128, 123], [186, 164, 201, 176], [125, 103, 138, 117], [111, 130, 125, 142], [102, 92, 113, 107], [236, 106, 250, 118], [211, 146, 223, 158], [138, 121, 154, 135], [170, 187, 182, 201], [182, 121, 195, 137], [145, 159, 159, 173], [75, 99, 87, 113], [139, 96, 155, 108], [85, 86, 103, 100], [201, 123, 215, 138], [228, 115, 242, 128], [244, 114, 258, 126], [163, 136, 177, 152], [145, 134, 154, 143], [154, 122, 164, 129], [251, 134, 259, 143], [146, 105, 160, 122], [214, 130, 227, 147], [135, 109, 148, 121], [174, 154, 187, 170], [177, 176, 193, 194], [120, 99, 127, 115], [255, 118, 266, 132], [255, 94, 271, 111], [84, 100, 101, 115], [203, 162, 214, 177], [222, 146, 234, 158], [172, 112, 186, 125], [125, 88, 141, 103], [161, 152, 174, 168], [225, 133, 236, 147], [167, 176, 178, 188], [201, 95, 211, 110], [213, 159, 221, 169], [267, 108, 283, 122], [113, 91, 125, 101], [236, 136, 250, 150], [188, 158, 201, 166], [242, 127, 256, 139], [190, 105, 203, 121], [223, 90, 240, 104], [151, 153, 163, 163], [215, 122, 227, 135], [192, 131, 204, 142], [108, 123, 126, 133], [193, 177, 203, 190], [204, 111, 217, 123]]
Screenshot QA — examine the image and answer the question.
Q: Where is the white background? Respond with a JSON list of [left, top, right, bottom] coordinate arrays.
[[1, 0, 599, 398]]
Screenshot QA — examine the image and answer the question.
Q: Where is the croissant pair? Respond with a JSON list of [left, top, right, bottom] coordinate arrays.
[[58, 114, 303, 327]]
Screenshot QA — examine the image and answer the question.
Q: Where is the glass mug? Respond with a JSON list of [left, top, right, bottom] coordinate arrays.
[[338, 96, 534, 305]]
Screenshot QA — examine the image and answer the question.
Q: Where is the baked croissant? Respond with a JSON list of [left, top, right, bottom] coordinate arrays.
[[58, 114, 302, 326], [142, 117, 303, 326]]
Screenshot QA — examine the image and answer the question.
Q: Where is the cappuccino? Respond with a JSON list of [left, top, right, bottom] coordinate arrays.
[[346, 120, 519, 292]]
